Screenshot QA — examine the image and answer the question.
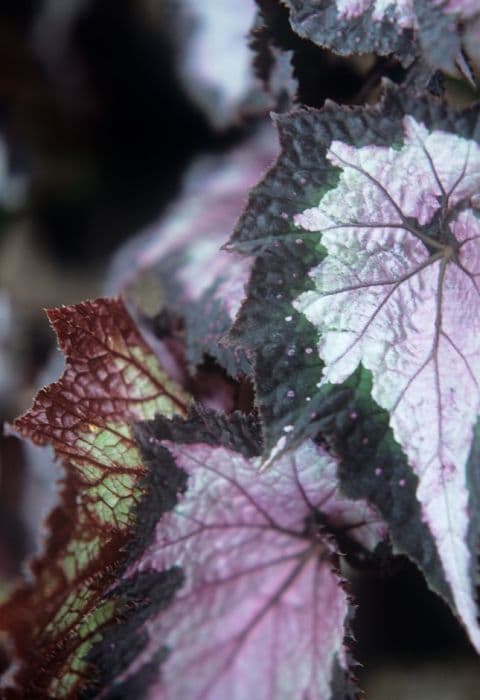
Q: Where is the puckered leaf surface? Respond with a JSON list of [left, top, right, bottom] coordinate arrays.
[[94, 409, 386, 699], [280, 0, 480, 73], [229, 87, 480, 651], [0, 298, 190, 698], [108, 127, 278, 377]]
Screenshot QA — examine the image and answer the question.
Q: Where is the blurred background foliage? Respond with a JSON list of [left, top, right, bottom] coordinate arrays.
[[0, 1, 479, 696]]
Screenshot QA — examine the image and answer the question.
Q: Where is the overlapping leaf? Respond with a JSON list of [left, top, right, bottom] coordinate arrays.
[[0, 298, 190, 698], [89, 408, 386, 699], [108, 127, 278, 377], [280, 0, 480, 74], [229, 87, 480, 651]]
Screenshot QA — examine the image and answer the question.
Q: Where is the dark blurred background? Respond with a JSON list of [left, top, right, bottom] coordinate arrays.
[[0, 2, 478, 697]]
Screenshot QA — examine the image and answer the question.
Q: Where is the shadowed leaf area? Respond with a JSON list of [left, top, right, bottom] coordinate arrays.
[[0, 297, 190, 698]]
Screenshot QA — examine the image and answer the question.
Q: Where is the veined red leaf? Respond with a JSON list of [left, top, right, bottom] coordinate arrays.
[[0, 298, 190, 698]]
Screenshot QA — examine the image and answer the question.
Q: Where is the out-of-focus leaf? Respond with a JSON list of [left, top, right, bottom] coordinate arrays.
[[0, 137, 25, 215], [163, 0, 268, 128], [250, 5, 298, 112], [108, 127, 279, 378]]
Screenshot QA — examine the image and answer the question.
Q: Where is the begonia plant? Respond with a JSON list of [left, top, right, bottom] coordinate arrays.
[[1, 1, 480, 698]]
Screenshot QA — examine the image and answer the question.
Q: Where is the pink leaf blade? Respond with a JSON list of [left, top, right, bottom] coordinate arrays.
[[108, 422, 386, 699]]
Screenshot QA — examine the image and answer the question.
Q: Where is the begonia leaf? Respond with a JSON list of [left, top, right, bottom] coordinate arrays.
[[280, 0, 480, 75], [229, 86, 480, 651], [88, 407, 386, 699], [108, 127, 279, 378], [0, 298, 190, 698]]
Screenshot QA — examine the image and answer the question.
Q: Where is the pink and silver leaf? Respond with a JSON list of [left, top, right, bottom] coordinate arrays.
[[292, 112, 480, 649], [96, 413, 386, 699], [228, 87, 480, 654]]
